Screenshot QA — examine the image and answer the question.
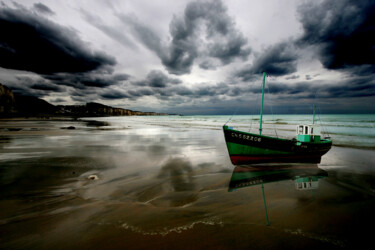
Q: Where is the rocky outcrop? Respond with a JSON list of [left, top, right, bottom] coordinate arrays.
[[0, 84, 168, 117], [0, 83, 16, 114], [56, 102, 168, 117], [14, 94, 57, 116]]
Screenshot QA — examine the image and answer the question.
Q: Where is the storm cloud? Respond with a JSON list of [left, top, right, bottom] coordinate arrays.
[[43, 72, 130, 89], [0, 4, 116, 75], [121, 0, 250, 75], [100, 89, 130, 100], [131, 70, 181, 88], [234, 42, 298, 81], [297, 0, 375, 75]]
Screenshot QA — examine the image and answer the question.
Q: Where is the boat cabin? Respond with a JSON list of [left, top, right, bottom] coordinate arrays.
[[295, 176, 320, 190], [296, 125, 321, 143]]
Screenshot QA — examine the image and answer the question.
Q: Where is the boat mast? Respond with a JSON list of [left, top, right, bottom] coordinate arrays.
[[313, 104, 316, 125], [259, 72, 266, 135]]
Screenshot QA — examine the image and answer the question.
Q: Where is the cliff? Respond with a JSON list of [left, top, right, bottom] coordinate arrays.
[[0, 84, 168, 117], [56, 102, 168, 117], [0, 83, 16, 113]]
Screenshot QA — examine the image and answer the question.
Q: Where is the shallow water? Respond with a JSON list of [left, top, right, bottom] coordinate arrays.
[[0, 116, 374, 249]]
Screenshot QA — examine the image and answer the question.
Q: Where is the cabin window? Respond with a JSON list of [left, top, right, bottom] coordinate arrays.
[[305, 126, 308, 135], [311, 127, 314, 134], [298, 126, 303, 134]]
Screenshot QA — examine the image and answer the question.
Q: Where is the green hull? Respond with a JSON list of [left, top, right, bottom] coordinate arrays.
[[223, 126, 332, 164]]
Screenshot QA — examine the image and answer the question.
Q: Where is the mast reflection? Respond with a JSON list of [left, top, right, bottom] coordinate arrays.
[[228, 164, 328, 226]]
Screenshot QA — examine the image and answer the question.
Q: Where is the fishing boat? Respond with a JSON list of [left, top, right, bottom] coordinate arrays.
[[223, 72, 332, 165]]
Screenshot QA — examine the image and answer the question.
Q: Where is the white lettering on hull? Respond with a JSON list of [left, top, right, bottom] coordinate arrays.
[[231, 132, 262, 142]]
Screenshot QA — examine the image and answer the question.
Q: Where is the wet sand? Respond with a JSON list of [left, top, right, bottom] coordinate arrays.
[[0, 118, 374, 249]]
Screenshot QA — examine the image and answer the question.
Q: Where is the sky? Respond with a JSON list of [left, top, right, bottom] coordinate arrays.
[[1, 0, 375, 114]]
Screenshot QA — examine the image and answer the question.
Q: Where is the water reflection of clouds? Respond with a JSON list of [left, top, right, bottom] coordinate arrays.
[[158, 158, 195, 192], [0, 119, 231, 206]]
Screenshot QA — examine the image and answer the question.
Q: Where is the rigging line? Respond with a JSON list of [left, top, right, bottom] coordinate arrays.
[[318, 104, 330, 137], [245, 74, 262, 133], [266, 82, 278, 138], [314, 91, 330, 137], [249, 91, 259, 132], [226, 75, 259, 127], [224, 105, 240, 126]]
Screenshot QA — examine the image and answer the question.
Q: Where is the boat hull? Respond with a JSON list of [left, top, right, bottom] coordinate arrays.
[[223, 126, 332, 165]]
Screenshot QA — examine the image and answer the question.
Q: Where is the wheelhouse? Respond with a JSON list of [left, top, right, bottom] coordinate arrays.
[[296, 125, 321, 143]]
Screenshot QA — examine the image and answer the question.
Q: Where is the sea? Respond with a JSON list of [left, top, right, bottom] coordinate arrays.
[[0, 114, 374, 248], [89, 114, 375, 148]]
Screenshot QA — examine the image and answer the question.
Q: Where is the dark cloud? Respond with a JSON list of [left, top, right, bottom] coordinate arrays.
[[171, 85, 194, 96], [121, 0, 250, 75], [100, 90, 130, 100], [9, 75, 63, 92], [50, 98, 66, 103], [131, 70, 181, 88], [68, 88, 99, 103], [98, 71, 183, 100], [234, 42, 298, 81], [305, 75, 312, 80], [126, 79, 232, 102], [263, 76, 375, 100], [198, 59, 219, 70], [285, 75, 300, 80], [323, 77, 375, 98], [297, 0, 375, 75], [128, 88, 154, 97], [43, 72, 130, 89], [0, 5, 116, 75], [30, 82, 64, 92], [8, 84, 45, 98], [0, 3, 136, 105], [33, 3, 55, 15], [146, 70, 181, 87], [5, 76, 65, 98]]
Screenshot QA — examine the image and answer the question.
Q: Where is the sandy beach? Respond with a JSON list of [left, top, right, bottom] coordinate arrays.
[[1, 117, 374, 249]]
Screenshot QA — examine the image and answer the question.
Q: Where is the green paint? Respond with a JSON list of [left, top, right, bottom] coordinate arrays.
[[230, 170, 290, 182], [224, 126, 290, 142], [226, 142, 292, 155], [295, 176, 320, 183], [297, 134, 311, 142], [313, 135, 321, 142], [259, 72, 266, 135], [261, 184, 270, 226]]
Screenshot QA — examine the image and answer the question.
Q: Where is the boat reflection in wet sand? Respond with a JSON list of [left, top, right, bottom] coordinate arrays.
[[228, 164, 328, 226], [228, 164, 328, 192]]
